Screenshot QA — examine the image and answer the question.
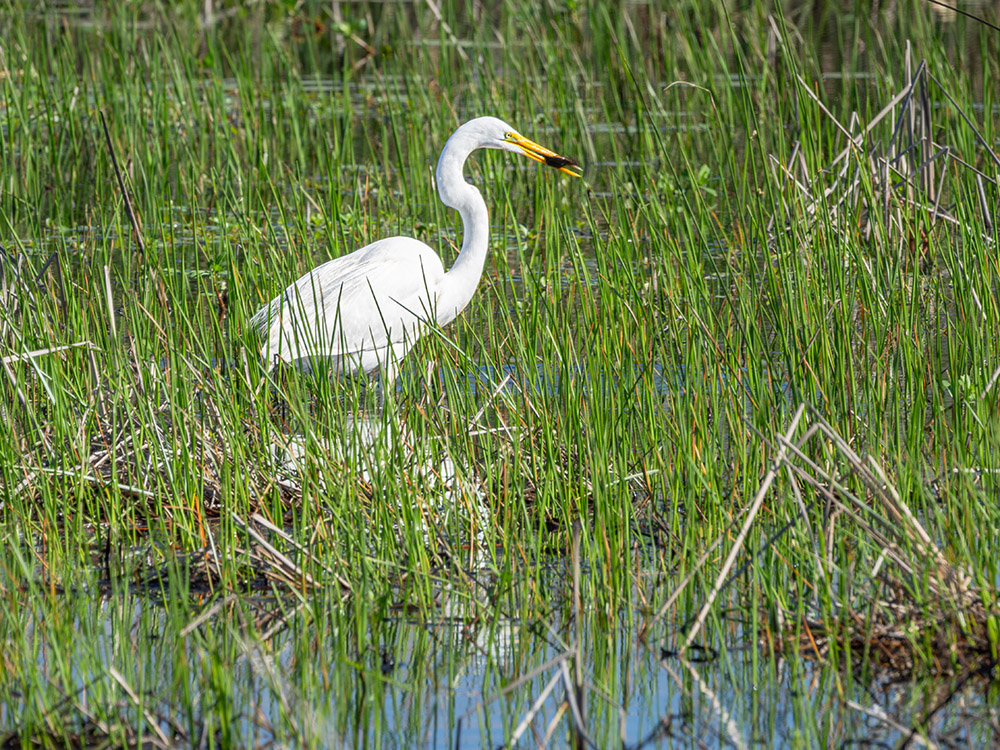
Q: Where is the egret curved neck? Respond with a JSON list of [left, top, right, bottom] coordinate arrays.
[[436, 145, 490, 319]]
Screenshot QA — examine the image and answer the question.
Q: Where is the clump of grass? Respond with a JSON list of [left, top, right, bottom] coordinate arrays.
[[761, 406, 994, 681], [740, 52, 1000, 679]]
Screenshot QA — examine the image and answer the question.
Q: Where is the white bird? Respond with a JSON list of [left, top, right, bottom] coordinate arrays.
[[250, 116, 581, 398]]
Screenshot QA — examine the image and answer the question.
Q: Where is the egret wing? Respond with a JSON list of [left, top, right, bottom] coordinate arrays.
[[252, 237, 446, 373]]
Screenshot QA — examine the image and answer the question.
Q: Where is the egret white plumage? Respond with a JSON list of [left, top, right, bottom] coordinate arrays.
[[250, 116, 581, 396]]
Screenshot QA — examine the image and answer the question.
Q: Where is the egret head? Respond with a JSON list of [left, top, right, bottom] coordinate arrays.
[[458, 116, 583, 177]]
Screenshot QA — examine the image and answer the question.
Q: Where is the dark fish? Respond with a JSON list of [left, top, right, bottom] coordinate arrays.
[[545, 154, 579, 169]]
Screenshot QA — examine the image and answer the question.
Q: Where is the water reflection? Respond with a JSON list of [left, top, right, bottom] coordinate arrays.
[[272, 407, 489, 545], [11, 577, 996, 748]]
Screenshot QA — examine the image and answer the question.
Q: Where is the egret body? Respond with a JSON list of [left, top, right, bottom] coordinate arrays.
[[250, 117, 580, 395]]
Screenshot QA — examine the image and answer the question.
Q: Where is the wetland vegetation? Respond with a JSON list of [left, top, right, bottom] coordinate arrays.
[[1, 0, 999, 747]]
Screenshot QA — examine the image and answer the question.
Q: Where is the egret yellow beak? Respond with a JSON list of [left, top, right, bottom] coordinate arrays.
[[506, 132, 583, 177]]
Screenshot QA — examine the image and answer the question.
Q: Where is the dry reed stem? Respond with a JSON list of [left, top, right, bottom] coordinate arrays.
[[680, 402, 806, 653]]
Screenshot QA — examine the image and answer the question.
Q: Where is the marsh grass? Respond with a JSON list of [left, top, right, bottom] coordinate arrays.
[[1, 0, 999, 747]]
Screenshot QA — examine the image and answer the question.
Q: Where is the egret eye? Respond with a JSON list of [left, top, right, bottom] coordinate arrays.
[[504, 131, 513, 140]]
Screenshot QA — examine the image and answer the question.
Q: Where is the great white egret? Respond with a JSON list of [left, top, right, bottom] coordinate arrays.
[[250, 116, 581, 397]]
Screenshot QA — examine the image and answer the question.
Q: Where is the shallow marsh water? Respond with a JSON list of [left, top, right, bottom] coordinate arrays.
[[9, 563, 998, 748]]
